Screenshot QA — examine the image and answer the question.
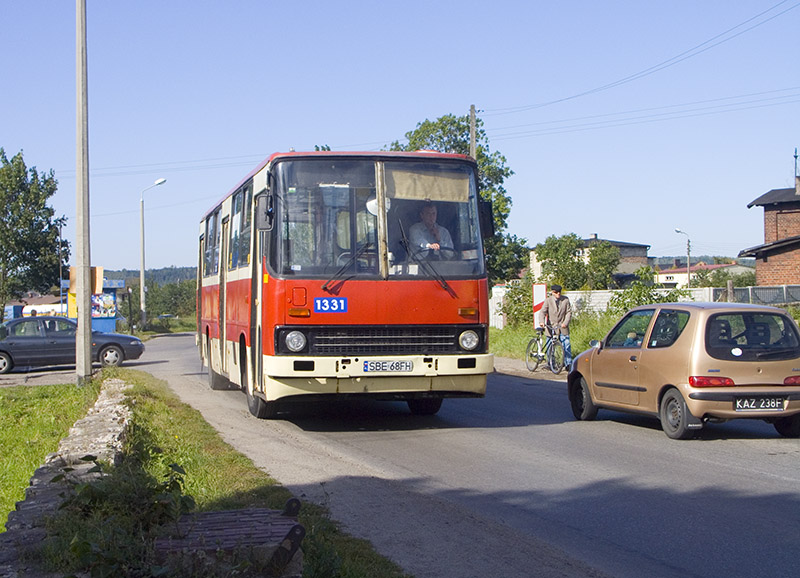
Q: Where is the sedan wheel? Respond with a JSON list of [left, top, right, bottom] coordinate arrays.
[[0, 352, 13, 374], [569, 377, 598, 421], [660, 388, 696, 440], [99, 345, 123, 367], [774, 415, 800, 438]]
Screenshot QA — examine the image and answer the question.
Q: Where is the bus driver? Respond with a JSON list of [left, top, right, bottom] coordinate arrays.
[[409, 202, 454, 258]]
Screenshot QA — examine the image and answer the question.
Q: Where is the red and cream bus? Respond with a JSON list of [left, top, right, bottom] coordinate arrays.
[[198, 151, 494, 418]]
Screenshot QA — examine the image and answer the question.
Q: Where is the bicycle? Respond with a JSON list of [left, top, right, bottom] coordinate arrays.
[[525, 325, 566, 374]]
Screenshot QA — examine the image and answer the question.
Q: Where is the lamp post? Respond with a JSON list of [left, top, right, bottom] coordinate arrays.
[[140, 178, 166, 330], [674, 228, 691, 288]]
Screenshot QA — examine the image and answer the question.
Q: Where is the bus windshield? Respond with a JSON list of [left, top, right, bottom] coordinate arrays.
[[273, 158, 485, 279]]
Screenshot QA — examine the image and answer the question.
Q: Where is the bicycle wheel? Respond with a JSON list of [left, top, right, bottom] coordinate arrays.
[[525, 337, 543, 371], [548, 337, 565, 374]]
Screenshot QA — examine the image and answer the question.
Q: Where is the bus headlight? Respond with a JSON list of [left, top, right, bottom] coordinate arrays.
[[285, 330, 307, 353], [459, 330, 479, 351]]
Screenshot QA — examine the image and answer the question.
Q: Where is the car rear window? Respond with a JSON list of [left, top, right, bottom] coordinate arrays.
[[705, 312, 800, 361]]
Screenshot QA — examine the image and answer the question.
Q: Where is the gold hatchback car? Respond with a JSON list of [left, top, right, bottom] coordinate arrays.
[[567, 302, 800, 439]]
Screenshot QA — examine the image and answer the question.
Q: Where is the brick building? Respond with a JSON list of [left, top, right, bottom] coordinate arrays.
[[740, 176, 800, 285]]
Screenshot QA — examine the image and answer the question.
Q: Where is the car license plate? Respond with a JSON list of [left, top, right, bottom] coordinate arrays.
[[363, 360, 413, 373], [734, 396, 785, 411]]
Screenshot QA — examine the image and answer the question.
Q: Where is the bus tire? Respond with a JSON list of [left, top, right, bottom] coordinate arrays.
[[208, 369, 229, 390], [247, 388, 279, 419], [408, 398, 443, 416]]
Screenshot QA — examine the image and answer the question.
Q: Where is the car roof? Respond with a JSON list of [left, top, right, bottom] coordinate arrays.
[[629, 302, 787, 314], [3, 316, 74, 324]]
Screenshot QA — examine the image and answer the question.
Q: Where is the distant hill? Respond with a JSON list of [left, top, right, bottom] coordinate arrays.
[[652, 256, 755, 268], [104, 266, 196, 285]]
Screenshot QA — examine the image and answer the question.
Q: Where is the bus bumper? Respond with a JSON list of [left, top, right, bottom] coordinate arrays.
[[260, 353, 493, 400]]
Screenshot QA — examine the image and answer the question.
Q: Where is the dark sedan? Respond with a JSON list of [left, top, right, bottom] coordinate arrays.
[[0, 316, 144, 374]]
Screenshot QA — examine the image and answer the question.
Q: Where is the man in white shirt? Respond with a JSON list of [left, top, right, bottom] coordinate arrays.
[[409, 203, 453, 258]]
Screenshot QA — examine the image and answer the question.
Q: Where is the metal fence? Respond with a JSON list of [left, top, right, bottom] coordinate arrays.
[[489, 285, 800, 329], [711, 285, 800, 305]]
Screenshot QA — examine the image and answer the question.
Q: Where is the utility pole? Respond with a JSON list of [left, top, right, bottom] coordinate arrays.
[[75, 0, 92, 386], [675, 228, 691, 289], [469, 104, 476, 159]]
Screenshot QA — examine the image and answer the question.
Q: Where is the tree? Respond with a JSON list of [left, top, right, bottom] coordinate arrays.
[[0, 149, 69, 321], [693, 267, 756, 288], [534, 234, 622, 291], [388, 113, 528, 285], [534, 233, 587, 290], [607, 267, 687, 316], [586, 241, 621, 289], [146, 279, 196, 318]]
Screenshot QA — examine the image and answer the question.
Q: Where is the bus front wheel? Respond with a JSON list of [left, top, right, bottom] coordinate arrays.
[[246, 378, 279, 419]]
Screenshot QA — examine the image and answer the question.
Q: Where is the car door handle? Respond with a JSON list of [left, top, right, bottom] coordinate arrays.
[[629, 355, 637, 362]]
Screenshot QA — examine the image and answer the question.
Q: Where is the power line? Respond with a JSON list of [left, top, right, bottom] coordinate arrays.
[[56, 154, 266, 179], [488, 87, 800, 132], [488, 89, 800, 140], [484, 0, 800, 116]]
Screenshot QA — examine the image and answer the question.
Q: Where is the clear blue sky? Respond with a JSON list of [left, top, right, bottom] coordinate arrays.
[[3, 1, 798, 270]]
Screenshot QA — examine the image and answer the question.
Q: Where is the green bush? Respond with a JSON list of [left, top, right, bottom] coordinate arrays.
[[568, 310, 618, 356], [497, 273, 533, 328]]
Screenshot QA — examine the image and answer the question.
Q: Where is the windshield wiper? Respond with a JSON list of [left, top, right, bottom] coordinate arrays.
[[322, 242, 373, 293], [755, 348, 799, 359], [398, 220, 456, 297]]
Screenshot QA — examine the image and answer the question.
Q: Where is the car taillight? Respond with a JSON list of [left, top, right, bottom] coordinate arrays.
[[689, 375, 735, 387], [784, 376, 800, 385]]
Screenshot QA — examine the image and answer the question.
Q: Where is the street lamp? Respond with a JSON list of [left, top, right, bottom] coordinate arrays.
[[140, 178, 167, 330], [674, 228, 691, 288]]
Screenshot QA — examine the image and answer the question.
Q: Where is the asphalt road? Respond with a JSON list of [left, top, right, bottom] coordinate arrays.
[[35, 334, 800, 578]]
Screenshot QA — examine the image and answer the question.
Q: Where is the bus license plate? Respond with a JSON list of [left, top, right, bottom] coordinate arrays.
[[363, 360, 413, 373], [734, 396, 785, 411]]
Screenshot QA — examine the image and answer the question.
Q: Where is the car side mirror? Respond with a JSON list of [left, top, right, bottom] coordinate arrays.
[[590, 339, 602, 351]]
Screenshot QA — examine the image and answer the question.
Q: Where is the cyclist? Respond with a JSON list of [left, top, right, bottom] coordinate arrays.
[[540, 284, 573, 368]]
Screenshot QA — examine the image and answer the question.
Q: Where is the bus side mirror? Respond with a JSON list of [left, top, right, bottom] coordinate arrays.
[[255, 194, 274, 231], [479, 199, 494, 239]]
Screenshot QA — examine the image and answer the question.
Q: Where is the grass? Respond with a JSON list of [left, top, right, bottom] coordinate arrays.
[[490, 310, 619, 361], [0, 379, 102, 532], [38, 368, 410, 578], [115, 316, 197, 337]]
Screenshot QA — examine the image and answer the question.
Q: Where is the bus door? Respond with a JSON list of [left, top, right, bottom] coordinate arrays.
[[253, 191, 273, 393], [220, 217, 229, 374]]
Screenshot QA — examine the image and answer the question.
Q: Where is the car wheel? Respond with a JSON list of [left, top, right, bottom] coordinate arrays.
[[773, 415, 800, 438], [660, 388, 696, 440], [99, 345, 123, 367], [408, 398, 443, 416], [569, 377, 598, 421], [0, 352, 13, 374]]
